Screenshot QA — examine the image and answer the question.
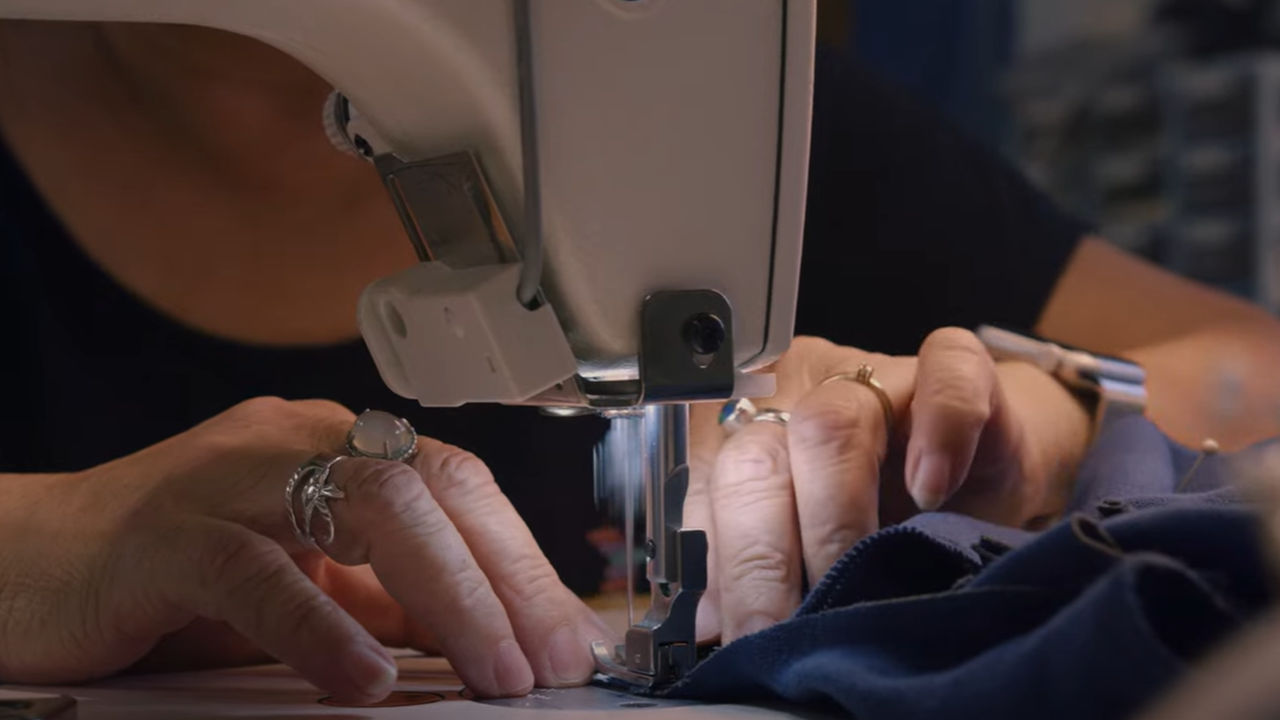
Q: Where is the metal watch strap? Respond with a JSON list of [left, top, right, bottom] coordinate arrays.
[[975, 324, 1147, 437]]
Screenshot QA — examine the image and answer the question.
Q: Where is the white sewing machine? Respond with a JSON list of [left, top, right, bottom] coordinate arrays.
[[0, 0, 814, 699]]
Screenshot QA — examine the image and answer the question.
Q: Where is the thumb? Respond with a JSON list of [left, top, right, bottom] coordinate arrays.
[[904, 328, 1000, 511]]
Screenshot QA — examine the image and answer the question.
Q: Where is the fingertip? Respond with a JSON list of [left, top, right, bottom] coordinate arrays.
[[493, 640, 536, 697], [909, 451, 953, 512], [329, 644, 399, 705], [541, 623, 595, 688]]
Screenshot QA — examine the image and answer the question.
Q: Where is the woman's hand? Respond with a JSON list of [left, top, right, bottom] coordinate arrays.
[[0, 398, 612, 704], [687, 329, 1093, 643]]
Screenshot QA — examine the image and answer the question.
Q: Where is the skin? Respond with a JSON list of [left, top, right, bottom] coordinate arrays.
[[2, 21, 1280, 702]]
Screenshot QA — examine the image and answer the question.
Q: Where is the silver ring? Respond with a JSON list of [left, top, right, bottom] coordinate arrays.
[[718, 398, 758, 435], [286, 452, 347, 550], [752, 408, 790, 427], [346, 410, 418, 463]]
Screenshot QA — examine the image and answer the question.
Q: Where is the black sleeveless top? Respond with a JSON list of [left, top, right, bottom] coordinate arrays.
[[0, 48, 1085, 595]]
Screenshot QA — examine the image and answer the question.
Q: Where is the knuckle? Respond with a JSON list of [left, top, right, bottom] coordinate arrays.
[[812, 531, 863, 571], [789, 398, 874, 455], [196, 530, 282, 605], [452, 568, 499, 614], [206, 397, 296, 447], [716, 437, 789, 486], [215, 398, 353, 451], [181, 430, 246, 472], [272, 588, 336, 642], [226, 396, 291, 421], [917, 382, 992, 432], [345, 463, 460, 543], [922, 329, 995, 377], [775, 336, 836, 375], [499, 563, 564, 606], [722, 544, 794, 589], [291, 398, 353, 418], [789, 335, 837, 357], [416, 446, 506, 516], [196, 530, 336, 639], [923, 327, 983, 354], [428, 446, 495, 495], [345, 461, 427, 513]]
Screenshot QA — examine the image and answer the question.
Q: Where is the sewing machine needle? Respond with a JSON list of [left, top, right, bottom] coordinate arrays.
[[625, 456, 635, 629]]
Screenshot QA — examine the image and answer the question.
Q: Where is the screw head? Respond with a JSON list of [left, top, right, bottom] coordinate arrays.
[[684, 313, 726, 356], [353, 134, 375, 158]]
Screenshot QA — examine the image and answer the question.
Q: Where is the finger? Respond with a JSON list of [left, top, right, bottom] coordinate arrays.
[[687, 402, 723, 642], [321, 458, 536, 698], [164, 520, 398, 705], [130, 618, 272, 675], [695, 336, 844, 458], [688, 349, 817, 645], [906, 328, 998, 511], [788, 358, 914, 588], [409, 438, 616, 689], [711, 421, 802, 643], [303, 560, 438, 653]]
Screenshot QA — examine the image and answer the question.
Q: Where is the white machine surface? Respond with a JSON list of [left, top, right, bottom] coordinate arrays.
[[1, 656, 836, 720]]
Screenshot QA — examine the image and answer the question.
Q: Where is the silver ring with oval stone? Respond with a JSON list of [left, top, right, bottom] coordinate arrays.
[[346, 409, 419, 463]]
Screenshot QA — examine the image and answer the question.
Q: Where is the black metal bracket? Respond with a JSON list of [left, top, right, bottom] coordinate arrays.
[[639, 290, 735, 403]]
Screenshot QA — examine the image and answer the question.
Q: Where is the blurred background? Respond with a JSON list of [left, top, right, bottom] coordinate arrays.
[[827, 0, 1280, 316]]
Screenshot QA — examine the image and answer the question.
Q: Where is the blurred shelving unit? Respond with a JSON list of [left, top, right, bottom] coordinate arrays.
[[1160, 55, 1280, 311], [1006, 45, 1280, 314]]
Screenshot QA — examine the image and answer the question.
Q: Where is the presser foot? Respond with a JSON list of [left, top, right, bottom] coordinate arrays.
[[592, 641, 660, 691], [591, 528, 707, 693], [590, 635, 699, 693]]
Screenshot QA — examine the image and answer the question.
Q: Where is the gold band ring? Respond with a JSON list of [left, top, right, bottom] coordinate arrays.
[[821, 364, 895, 437]]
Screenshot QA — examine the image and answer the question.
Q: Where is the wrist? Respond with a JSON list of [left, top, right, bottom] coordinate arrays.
[[995, 360, 1092, 518]]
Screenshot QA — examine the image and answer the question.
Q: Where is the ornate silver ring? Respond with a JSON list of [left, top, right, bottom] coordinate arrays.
[[286, 452, 347, 550]]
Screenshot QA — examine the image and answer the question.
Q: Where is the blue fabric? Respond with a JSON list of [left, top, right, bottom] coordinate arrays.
[[667, 417, 1277, 719]]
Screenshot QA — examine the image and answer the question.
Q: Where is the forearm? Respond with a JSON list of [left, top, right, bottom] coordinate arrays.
[[1038, 237, 1280, 451], [1120, 320, 1280, 451]]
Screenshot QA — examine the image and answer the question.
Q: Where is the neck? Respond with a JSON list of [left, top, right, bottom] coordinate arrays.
[[0, 21, 417, 346], [100, 24, 341, 190], [0, 20, 385, 215]]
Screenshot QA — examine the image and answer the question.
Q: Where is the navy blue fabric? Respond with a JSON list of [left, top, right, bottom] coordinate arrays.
[[668, 417, 1277, 720]]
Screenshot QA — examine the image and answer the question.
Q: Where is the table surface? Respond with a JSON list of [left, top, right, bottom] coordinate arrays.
[[5, 655, 834, 720], [4, 595, 835, 719]]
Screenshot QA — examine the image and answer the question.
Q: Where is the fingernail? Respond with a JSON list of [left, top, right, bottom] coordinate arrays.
[[345, 644, 398, 698], [493, 640, 535, 696], [546, 623, 594, 686], [910, 452, 952, 512]]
